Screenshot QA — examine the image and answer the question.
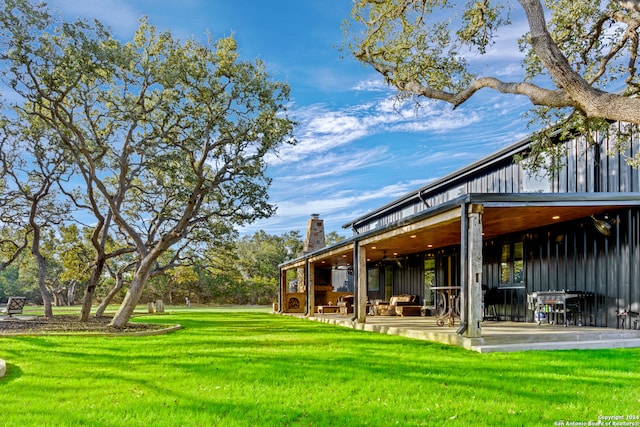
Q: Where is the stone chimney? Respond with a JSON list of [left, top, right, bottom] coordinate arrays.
[[297, 214, 326, 294], [303, 214, 326, 254]]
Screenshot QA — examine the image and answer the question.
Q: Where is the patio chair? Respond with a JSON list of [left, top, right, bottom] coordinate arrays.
[[1, 297, 26, 318], [337, 295, 354, 315]]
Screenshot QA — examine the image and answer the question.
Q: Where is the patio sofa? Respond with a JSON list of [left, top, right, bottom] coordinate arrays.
[[374, 294, 421, 316]]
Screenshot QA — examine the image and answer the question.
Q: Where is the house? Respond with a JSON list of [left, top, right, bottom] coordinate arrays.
[[278, 124, 640, 338]]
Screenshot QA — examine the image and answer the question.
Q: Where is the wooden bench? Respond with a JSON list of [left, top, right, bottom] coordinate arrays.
[[1, 296, 26, 318]]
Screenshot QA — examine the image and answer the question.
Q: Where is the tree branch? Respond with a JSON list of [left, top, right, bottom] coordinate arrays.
[[519, 0, 640, 123], [617, 0, 640, 13]]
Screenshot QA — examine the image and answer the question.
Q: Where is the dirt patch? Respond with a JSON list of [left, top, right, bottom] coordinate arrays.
[[0, 315, 167, 336]]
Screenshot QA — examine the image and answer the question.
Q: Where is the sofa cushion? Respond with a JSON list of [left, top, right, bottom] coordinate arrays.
[[391, 294, 417, 306]]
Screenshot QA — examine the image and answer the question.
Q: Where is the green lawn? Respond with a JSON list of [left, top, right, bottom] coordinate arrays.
[[1, 307, 639, 426]]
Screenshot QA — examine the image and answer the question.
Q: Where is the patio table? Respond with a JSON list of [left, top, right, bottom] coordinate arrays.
[[430, 286, 461, 326]]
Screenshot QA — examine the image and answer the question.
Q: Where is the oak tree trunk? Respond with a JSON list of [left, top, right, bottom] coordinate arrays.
[[109, 257, 156, 328], [79, 255, 106, 322]]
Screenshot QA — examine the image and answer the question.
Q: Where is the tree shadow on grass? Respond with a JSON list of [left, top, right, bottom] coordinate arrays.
[[0, 363, 22, 383]]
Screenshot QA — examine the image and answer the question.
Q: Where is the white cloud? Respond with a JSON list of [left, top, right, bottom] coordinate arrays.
[[267, 104, 370, 165], [410, 150, 471, 168], [269, 95, 481, 166], [352, 78, 390, 92], [272, 178, 431, 219], [307, 113, 363, 135], [241, 174, 435, 236], [492, 63, 526, 78], [282, 146, 391, 182], [50, 0, 141, 36]]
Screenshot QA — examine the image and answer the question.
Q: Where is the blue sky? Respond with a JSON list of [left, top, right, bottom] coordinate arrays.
[[47, 0, 535, 237]]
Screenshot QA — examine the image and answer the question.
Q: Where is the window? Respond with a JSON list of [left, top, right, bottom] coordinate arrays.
[[332, 269, 354, 292], [444, 253, 459, 286], [367, 268, 379, 291], [424, 256, 436, 305], [384, 268, 393, 300], [500, 242, 524, 285]]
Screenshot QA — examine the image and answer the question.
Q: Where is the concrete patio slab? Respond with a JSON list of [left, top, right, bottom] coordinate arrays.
[[301, 313, 640, 353]]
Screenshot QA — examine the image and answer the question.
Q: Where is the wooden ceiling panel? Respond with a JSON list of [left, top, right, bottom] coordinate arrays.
[[481, 205, 614, 238], [302, 203, 626, 268]]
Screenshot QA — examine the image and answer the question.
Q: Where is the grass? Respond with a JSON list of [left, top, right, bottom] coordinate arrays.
[[1, 306, 639, 426]]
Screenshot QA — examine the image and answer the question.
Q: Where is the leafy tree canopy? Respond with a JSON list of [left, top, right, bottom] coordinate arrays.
[[346, 0, 640, 172]]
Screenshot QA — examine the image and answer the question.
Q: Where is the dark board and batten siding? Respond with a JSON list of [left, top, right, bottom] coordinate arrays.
[[479, 209, 640, 327], [517, 209, 640, 327], [393, 258, 426, 298], [358, 127, 640, 326], [470, 130, 639, 195], [467, 163, 521, 194], [554, 129, 639, 193]]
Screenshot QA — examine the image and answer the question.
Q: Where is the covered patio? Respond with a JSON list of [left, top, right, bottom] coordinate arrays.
[[279, 193, 639, 342]]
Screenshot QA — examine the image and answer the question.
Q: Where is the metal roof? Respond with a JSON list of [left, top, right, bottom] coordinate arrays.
[[341, 133, 534, 229]]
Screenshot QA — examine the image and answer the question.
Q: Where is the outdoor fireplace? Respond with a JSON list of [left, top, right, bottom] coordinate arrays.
[[314, 285, 333, 306]]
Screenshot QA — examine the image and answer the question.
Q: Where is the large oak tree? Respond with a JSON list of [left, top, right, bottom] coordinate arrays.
[[347, 0, 640, 169], [0, 0, 294, 327]]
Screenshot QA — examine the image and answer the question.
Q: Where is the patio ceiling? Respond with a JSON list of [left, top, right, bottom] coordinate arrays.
[[302, 202, 625, 269], [481, 204, 615, 239]]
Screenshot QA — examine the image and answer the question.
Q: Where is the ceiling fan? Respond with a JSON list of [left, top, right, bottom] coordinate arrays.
[[380, 251, 404, 268], [591, 215, 612, 236]]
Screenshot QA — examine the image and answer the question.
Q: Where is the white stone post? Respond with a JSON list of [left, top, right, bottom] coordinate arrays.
[[466, 204, 483, 338], [307, 262, 315, 316], [356, 244, 367, 323]]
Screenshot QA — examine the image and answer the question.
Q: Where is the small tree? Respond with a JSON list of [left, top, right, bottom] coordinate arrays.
[[0, 0, 294, 326], [57, 224, 95, 306], [0, 118, 70, 317], [0, 111, 30, 274]]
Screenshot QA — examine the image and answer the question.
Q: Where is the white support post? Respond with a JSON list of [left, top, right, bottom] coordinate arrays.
[[307, 262, 315, 317], [279, 267, 286, 313], [466, 204, 484, 338], [356, 244, 367, 323]]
